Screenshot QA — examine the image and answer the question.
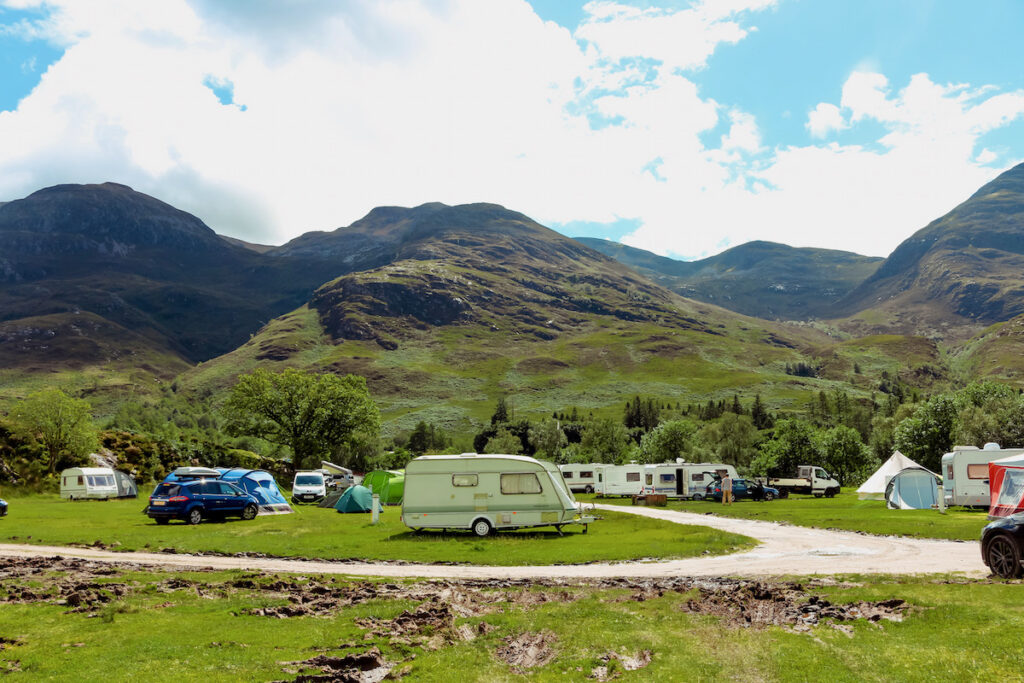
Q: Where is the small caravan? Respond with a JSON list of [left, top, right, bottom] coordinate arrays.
[[942, 444, 1024, 507], [593, 463, 651, 497], [320, 461, 355, 490], [60, 467, 119, 500], [558, 464, 600, 493], [402, 453, 596, 536]]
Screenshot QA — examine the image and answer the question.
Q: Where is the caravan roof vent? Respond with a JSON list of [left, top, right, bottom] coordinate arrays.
[[984, 442, 1002, 451]]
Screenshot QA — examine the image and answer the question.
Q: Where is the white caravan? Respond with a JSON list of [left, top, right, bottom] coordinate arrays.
[[593, 463, 651, 497], [595, 462, 737, 499], [557, 463, 600, 493], [942, 443, 1024, 507], [320, 461, 355, 489], [60, 467, 119, 500], [652, 463, 738, 499], [402, 453, 595, 536]]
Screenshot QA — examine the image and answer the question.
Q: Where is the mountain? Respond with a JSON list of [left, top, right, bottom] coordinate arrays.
[[0, 183, 336, 400], [836, 163, 1024, 340], [182, 203, 844, 432], [578, 238, 882, 321]]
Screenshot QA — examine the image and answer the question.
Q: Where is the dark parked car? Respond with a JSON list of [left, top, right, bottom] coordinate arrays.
[[706, 478, 780, 502], [0, 498, 7, 517], [981, 514, 1024, 578], [146, 479, 259, 525]]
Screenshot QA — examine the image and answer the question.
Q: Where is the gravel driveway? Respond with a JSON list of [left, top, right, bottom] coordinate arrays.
[[0, 504, 988, 578]]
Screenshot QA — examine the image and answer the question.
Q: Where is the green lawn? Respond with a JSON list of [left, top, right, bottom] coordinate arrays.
[[585, 491, 991, 541], [1, 563, 1021, 681], [0, 494, 754, 565]]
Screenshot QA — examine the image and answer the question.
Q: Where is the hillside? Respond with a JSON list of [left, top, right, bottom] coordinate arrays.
[[578, 238, 882, 321], [181, 203, 874, 433], [836, 163, 1024, 341]]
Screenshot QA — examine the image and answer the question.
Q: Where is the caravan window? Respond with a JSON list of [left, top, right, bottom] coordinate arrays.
[[501, 473, 542, 494], [660, 474, 675, 483], [77, 476, 84, 485], [580, 471, 593, 478], [563, 472, 574, 479], [692, 473, 705, 482], [86, 475, 113, 487], [626, 472, 640, 482], [947, 464, 954, 479], [645, 474, 653, 485], [967, 464, 990, 480], [452, 474, 478, 487]]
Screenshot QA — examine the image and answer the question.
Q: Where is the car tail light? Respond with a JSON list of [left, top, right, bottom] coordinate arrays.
[[168, 496, 189, 502]]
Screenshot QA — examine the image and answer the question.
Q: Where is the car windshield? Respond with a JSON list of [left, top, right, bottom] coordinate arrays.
[[295, 475, 323, 486]]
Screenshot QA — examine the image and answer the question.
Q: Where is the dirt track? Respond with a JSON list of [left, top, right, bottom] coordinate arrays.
[[0, 504, 988, 578]]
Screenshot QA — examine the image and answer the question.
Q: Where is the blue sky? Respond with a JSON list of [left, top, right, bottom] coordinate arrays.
[[1, 1, 1023, 259]]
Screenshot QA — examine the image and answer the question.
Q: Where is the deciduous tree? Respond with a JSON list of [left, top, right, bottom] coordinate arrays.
[[9, 389, 97, 474]]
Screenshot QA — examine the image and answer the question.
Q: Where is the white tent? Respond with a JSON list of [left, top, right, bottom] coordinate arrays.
[[857, 451, 935, 500]]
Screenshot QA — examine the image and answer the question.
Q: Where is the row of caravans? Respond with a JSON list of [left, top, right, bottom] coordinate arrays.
[[559, 462, 738, 499]]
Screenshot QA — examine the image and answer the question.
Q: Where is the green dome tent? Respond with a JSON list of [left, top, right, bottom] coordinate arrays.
[[362, 470, 405, 505], [334, 485, 383, 513]]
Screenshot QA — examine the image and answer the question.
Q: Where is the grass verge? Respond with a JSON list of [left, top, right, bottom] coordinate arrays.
[[0, 495, 753, 566], [0, 559, 1019, 681]]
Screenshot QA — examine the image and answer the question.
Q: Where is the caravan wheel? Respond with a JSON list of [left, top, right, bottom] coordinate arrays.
[[692, 493, 703, 501], [472, 518, 492, 537]]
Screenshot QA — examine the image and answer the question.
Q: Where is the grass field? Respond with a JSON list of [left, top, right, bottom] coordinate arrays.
[[0, 495, 754, 565], [585, 491, 991, 541], [0, 560, 1021, 681]]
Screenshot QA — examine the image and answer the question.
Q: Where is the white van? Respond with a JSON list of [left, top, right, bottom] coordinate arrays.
[[942, 443, 1024, 507], [402, 453, 596, 536], [292, 470, 327, 503], [60, 467, 119, 500], [557, 463, 600, 493]]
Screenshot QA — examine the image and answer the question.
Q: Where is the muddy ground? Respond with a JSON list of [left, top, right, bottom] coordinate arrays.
[[0, 556, 922, 681]]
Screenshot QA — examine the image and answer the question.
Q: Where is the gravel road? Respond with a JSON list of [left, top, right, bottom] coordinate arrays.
[[0, 504, 988, 578]]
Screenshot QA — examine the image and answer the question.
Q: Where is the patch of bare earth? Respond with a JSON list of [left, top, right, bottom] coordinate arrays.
[[279, 647, 392, 683], [495, 631, 558, 672], [590, 650, 653, 681]]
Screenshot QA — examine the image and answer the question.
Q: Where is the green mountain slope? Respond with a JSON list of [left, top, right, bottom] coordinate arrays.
[[836, 163, 1024, 341], [182, 204, 865, 432], [578, 238, 882, 321]]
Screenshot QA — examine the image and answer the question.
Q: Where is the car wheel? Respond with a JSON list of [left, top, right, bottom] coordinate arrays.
[[472, 518, 492, 537], [764, 491, 774, 501], [155, 518, 169, 525], [987, 535, 1023, 579], [186, 508, 203, 525], [242, 504, 258, 521]]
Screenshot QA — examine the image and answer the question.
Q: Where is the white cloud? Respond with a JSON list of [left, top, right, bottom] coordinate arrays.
[[0, 0, 1022, 264], [806, 102, 846, 138]]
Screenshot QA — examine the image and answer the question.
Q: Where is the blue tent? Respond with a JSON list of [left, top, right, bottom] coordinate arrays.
[[217, 469, 293, 514], [334, 485, 383, 513], [162, 467, 292, 515]]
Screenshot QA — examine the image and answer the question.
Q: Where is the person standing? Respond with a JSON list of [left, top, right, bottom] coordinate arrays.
[[722, 473, 734, 505]]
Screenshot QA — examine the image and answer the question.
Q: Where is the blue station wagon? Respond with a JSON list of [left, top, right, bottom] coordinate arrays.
[[147, 479, 259, 525]]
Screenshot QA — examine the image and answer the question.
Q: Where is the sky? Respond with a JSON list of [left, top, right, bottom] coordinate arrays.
[[2, 1, 1024, 260]]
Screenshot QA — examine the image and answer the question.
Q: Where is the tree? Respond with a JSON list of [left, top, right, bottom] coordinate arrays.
[[490, 397, 509, 425], [9, 389, 97, 474], [750, 419, 818, 476], [750, 394, 773, 430], [407, 420, 449, 455], [580, 418, 631, 464], [484, 428, 523, 455], [893, 395, 957, 472], [815, 425, 877, 486], [222, 368, 380, 470], [638, 420, 697, 463], [529, 419, 567, 460], [699, 413, 757, 468]]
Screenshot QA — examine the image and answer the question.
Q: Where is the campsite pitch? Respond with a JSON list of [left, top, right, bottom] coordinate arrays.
[[586, 491, 990, 541], [0, 494, 754, 566], [0, 555, 1021, 681]]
